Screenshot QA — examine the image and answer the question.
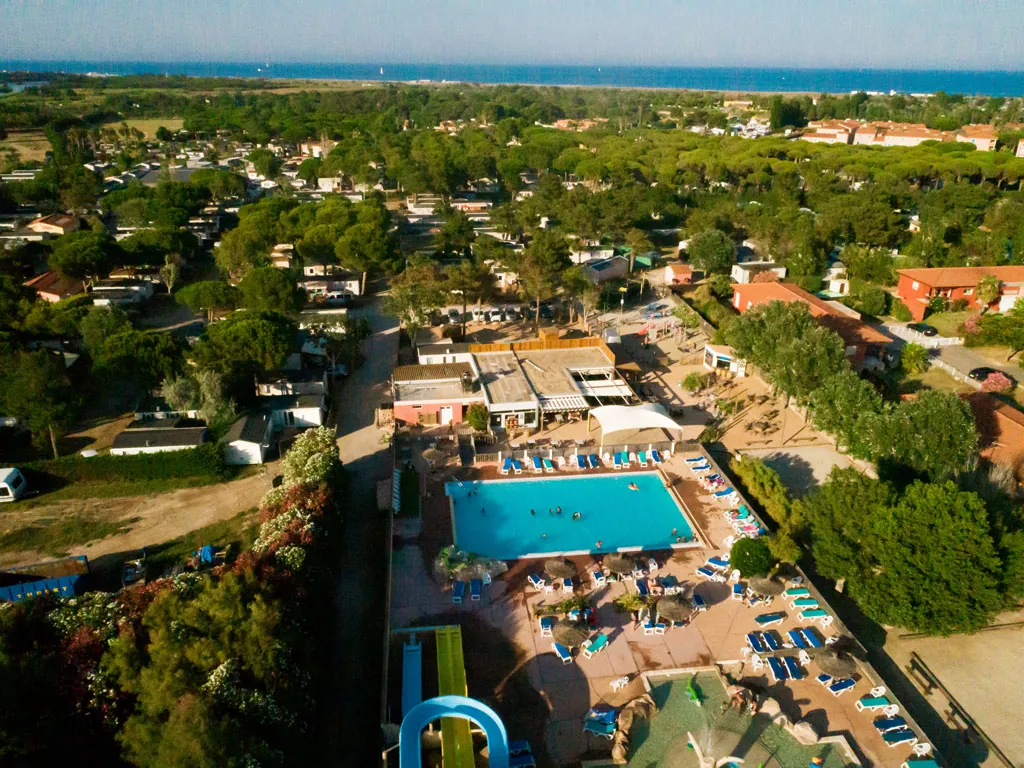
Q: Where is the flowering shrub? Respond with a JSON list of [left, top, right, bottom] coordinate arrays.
[[982, 371, 1015, 393]]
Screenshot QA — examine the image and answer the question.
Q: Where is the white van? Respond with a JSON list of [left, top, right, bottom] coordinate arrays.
[[0, 467, 27, 503]]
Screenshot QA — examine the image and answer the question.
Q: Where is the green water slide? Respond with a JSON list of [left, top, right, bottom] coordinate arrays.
[[434, 625, 475, 768]]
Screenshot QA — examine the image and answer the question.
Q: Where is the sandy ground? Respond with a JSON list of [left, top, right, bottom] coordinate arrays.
[[0, 467, 274, 568], [0, 130, 51, 162]]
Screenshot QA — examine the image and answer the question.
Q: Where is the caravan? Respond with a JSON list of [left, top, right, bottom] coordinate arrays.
[[0, 468, 27, 503]]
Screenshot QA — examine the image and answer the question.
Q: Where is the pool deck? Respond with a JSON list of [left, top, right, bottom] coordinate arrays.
[[391, 450, 927, 767]]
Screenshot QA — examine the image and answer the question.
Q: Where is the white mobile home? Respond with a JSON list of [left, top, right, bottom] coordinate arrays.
[[222, 413, 273, 465], [0, 468, 27, 503]]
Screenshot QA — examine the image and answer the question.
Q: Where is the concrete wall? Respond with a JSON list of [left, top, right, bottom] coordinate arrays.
[[394, 401, 467, 426]]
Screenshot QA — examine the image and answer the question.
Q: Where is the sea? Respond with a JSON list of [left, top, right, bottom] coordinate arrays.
[[3, 60, 1024, 96]]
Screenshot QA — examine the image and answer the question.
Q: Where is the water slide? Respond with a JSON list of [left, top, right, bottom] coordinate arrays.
[[401, 639, 423, 718], [434, 626, 475, 768]]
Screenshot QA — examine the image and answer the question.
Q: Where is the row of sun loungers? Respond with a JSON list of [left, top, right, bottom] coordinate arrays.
[[514, 450, 668, 475], [452, 578, 485, 603], [527, 573, 574, 593], [508, 740, 537, 768]]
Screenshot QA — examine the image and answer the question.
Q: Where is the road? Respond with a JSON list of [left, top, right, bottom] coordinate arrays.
[[321, 295, 399, 764], [876, 320, 1024, 383]]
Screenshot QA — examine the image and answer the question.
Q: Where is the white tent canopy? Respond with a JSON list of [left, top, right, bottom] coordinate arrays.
[[589, 403, 683, 437]]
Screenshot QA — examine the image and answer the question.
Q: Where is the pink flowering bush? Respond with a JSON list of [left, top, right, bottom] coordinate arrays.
[[982, 372, 1014, 393]]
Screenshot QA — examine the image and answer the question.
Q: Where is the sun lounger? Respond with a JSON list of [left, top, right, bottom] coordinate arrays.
[[619, 451, 631, 466], [792, 598, 819, 609], [510, 754, 537, 768], [581, 633, 609, 658], [651, 449, 663, 464], [787, 629, 808, 649], [746, 632, 767, 654], [500, 457, 513, 475], [732, 583, 744, 601], [591, 569, 606, 587], [800, 608, 830, 623], [588, 453, 600, 469], [754, 612, 785, 627], [552, 642, 573, 664], [685, 455, 706, 464], [453, 580, 466, 603], [901, 759, 938, 768], [539, 616, 554, 636], [508, 740, 532, 756], [692, 594, 708, 612], [762, 631, 782, 652], [586, 706, 618, 724], [654, 622, 666, 634], [801, 627, 824, 648], [816, 673, 833, 687], [856, 696, 893, 712], [470, 579, 482, 601], [561, 577, 573, 593], [527, 573, 546, 591], [696, 566, 725, 582], [713, 487, 737, 498], [689, 461, 711, 472], [543, 458, 555, 473], [767, 656, 789, 682], [512, 459, 523, 474], [573, 454, 585, 470], [629, 452, 639, 465], [874, 717, 908, 734], [783, 656, 805, 680], [636, 579, 649, 597], [583, 719, 615, 739], [613, 453, 623, 469], [883, 728, 918, 747], [637, 451, 648, 467], [828, 678, 856, 696], [707, 556, 730, 569], [785, 587, 810, 598], [532, 456, 543, 473]]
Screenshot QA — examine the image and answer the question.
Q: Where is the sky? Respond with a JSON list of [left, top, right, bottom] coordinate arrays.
[[2, 0, 1024, 70]]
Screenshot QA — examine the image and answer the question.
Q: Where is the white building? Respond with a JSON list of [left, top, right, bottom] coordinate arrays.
[[258, 394, 326, 428], [110, 419, 207, 456], [222, 413, 272, 465]]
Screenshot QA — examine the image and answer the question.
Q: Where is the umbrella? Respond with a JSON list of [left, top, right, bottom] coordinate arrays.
[[553, 620, 590, 648], [815, 648, 858, 678], [606, 553, 635, 575], [544, 558, 578, 579], [422, 448, 446, 466], [656, 595, 692, 623], [748, 576, 785, 596]]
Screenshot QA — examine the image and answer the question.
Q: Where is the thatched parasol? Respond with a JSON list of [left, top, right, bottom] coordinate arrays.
[[544, 558, 578, 579], [553, 620, 590, 648], [815, 648, 858, 678], [606, 553, 635, 575], [656, 595, 692, 623], [748, 576, 785, 596], [421, 447, 446, 466]]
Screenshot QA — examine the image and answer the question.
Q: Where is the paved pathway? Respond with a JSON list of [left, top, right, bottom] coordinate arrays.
[[322, 296, 399, 764]]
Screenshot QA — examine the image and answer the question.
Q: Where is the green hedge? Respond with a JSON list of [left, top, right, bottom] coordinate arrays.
[[25, 443, 226, 484]]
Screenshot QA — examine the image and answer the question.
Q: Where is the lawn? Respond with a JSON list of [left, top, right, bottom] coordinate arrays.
[[923, 310, 971, 337], [141, 507, 259, 578], [0, 130, 51, 162], [115, 117, 185, 139], [0, 512, 143, 557], [900, 366, 971, 395]]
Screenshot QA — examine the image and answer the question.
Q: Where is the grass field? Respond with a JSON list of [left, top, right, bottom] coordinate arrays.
[[142, 507, 259, 577], [0, 130, 51, 163], [923, 310, 971, 337], [0, 513, 143, 557], [115, 117, 185, 139]]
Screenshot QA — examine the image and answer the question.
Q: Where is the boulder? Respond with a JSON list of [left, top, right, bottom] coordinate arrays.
[[789, 719, 821, 746]]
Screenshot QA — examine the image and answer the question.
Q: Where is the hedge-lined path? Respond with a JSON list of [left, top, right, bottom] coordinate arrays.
[[0, 466, 274, 568]]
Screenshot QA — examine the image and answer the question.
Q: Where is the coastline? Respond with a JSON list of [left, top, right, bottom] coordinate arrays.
[[5, 61, 1024, 97]]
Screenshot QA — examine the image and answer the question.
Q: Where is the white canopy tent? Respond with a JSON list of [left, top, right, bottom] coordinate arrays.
[[587, 403, 685, 449]]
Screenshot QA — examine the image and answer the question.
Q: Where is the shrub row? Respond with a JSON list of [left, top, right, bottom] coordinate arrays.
[[25, 443, 226, 484]]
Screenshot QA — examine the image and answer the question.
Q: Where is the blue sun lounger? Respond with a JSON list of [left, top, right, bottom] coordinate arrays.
[[754, 612, 785, 627], [685, 455, 706, 464], [613, 453, 623, 469], [583, 719, 616, 739], [470, 578, 482, 601], [828, 677, 856, 696], [783, 656, 805, 680], [527, 573, 546, 590], [651, 449, 663, 464], [787, 629, 808, 649], [552, 642, 573, 664], [801, 627, 824, 648], [512, 459, 523, 474], [585, 706, 618, 724], [691, 594, 708, 612], [713, 487, 737, 499], [576, 454, 587, 470], [501, 457, 513, 475], [588, 453, 600, 469], [746, 632, 767, 654], [883, 728, 917, 747], [767, 656, 789, 682], [873, 717, 907, 734], [695, 566, 718, 579], [510, 754, 537, 768], [901, 760, 939, 768], [508, 740, 532, 756], [637, 451, 648, 467], [532, 456, 543, 473], [636, 579, 649, 597], [453, 580, 466, 603], [762, 630, 781, 652], [543, 458, 555, 473], [707, 556, 730, 569], [619, 451, 631, 466]]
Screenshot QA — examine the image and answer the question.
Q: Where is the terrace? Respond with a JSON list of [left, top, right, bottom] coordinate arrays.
[[387, 449, 931, 767]]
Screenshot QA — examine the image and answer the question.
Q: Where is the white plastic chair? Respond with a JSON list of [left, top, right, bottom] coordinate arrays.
[[882, 704, 900, 717], [913, 743, 932, 757], [870, 686, 887, 697], [798, 650, 811, 666], [751, 654, 764, 670]]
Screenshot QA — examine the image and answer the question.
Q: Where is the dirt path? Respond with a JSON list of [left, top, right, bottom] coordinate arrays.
[[0, 469, 274, 568]]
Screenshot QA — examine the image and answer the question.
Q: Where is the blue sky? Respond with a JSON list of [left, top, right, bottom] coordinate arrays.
[[2, 0, 1023, 69]]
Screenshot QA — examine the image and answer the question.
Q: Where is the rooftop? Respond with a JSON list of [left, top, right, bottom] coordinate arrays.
[[257, 394, 323, 411], [393, 363, 473, 382], [223, 412, 271, 444], [475, 352, 536, 406], [112, 424, 206, 450], [897, 265, 1024, 288]]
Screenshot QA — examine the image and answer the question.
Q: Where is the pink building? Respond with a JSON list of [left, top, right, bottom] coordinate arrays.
[[392, 363, 484, 427], [896, 266, 1024, 321]]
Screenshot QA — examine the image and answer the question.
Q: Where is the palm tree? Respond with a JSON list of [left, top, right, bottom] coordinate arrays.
[[975, 275, 1001, 313], [901, 342, 930, 375]]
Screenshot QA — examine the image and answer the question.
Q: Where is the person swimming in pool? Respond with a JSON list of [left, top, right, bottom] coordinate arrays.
[[671, 527, 678, 537], [481, 507, 485, 515], [628, 482, 639, 491], [556, 506, 562, 515], [530, 509, 536, 516], [572, 512, 582, 521], [596, 540, 602, 549]]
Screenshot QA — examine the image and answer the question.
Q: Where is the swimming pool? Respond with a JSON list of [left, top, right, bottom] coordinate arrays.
[[445, 472, 698, 560]]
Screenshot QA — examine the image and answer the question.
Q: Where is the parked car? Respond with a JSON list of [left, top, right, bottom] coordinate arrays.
[[539, 304, 554, 320], [448, 308, 461, 324], [504, 306, 520, 322], [488, 308, 504, 323], [968, 366, 1015, 386], [908, 323, 938, 337], [429, 311, 444, 327]]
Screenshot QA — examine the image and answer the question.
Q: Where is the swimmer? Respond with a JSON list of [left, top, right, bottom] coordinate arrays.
[[542, 533, 548, 539], [596, 540, 603, 549], [530, 508, 536, 516], [556, 506, 562, 515], [572, 512, 582, 521], [676, 536, 683, 544], [628, 482, 639, 491], [481, 507, 485, 516], [549, 508, 554, 516], [671, 527, 678, 537]]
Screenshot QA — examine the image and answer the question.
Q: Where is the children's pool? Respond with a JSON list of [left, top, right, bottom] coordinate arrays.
[[445, 472, 697, 560]]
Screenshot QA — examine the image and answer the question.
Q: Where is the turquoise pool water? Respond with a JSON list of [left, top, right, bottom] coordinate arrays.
[[446, 472, 696, 559]]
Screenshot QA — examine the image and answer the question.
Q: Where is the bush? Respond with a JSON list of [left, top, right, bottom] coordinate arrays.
[[891, 299, 913, 321], [683, 372, 705, 392], [796, 275, 822, 294], [25, 443, 226, 485], [857, 286, 889, 317], [707, 273, 734, 299], [730, 537, 774, 577], [466, 403, 489, 432], [982, 371, 1015, 393], [949, 298, 969, 312], [926, 295, 948, 314]]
